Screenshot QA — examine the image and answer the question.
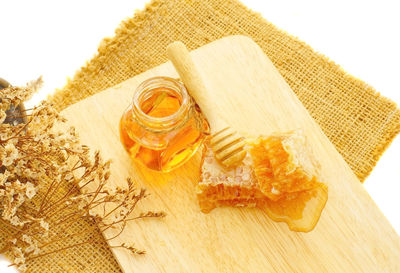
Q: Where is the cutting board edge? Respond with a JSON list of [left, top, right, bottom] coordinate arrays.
[[60, 35, 400, 273]]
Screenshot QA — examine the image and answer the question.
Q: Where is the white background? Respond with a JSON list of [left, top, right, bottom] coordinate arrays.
[[1, 0, 399, 271]]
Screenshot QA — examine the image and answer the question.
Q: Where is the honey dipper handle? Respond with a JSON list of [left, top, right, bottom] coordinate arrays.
[[167, 41, 222, 131]]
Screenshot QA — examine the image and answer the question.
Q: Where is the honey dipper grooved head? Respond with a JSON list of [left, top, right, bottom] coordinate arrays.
[[210, 127, 246, 167]]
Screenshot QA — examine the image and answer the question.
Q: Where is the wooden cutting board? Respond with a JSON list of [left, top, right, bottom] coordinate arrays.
[[61, 35, 400, 272]]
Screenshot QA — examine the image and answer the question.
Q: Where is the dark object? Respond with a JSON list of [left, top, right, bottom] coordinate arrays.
[[0, 78, 26, 125]]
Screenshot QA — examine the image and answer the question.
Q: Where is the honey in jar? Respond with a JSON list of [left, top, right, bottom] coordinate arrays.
[[119, 77, 209, 172]]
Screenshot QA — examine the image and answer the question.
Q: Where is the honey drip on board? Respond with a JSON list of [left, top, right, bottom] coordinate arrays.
[[120, 87, 207, 172], [197, 132, 328, 232], [249, 132, 328, 232]]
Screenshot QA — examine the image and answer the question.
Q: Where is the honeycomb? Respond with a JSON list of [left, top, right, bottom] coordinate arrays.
[[196, 148, 264, 213], [197, 130, 328, 232], [249, 130, 321, 201]]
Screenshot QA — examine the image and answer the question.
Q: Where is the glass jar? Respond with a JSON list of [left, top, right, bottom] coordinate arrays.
[[119, 76, 210, 172]]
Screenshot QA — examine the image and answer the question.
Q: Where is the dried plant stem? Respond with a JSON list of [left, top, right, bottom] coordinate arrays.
[[38, 230, 92, 249], [1, 118, 33, 143], [1, 79, 165, 271], [9, 239, 97, 266]]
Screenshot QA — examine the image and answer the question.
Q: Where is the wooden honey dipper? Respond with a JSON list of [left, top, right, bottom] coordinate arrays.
[[167, 41, 246, 168]]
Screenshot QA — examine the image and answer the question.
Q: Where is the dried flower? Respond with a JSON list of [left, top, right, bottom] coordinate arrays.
[[39, 220, 49, 232], [2, 143, 18, 166], [12, 247, 25, 265], [0, 79, 165, 271], [0, 110, 6, 124], [25, 182, 37, 199]]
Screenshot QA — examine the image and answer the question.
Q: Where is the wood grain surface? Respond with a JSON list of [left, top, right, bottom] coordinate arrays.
[[61, 36, 400, 273]]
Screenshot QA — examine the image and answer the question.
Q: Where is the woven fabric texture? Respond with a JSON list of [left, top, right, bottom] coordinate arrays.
[[50, 0, 400, 182], [10, 0, 399, 272]]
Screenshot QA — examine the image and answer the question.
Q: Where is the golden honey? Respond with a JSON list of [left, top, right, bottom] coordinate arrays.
[[120, 77, 209, 172]]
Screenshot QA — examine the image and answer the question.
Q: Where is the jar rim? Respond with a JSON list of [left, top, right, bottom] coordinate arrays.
[[132, 76, 190, 129]]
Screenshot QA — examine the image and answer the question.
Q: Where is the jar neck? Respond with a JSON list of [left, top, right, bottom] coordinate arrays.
[[131, 77, 191, 131]]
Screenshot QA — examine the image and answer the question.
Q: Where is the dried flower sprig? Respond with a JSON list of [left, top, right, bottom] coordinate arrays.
[[0, 78, 165, 271]]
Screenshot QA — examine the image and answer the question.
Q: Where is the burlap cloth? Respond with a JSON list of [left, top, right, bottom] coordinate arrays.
[[6, 0, 400, 272]]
